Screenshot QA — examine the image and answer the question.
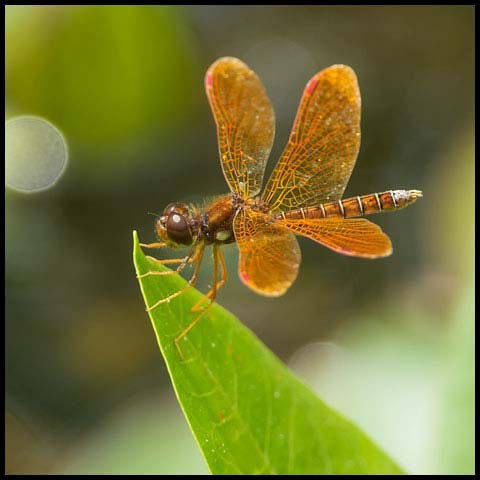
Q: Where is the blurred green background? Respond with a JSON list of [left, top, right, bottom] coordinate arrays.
[[5, 5, 474, 475]]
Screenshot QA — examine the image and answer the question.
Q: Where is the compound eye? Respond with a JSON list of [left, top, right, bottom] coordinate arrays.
[[163, 202, 189, 217], [163, 203, 177, 215], [166, 213, 192, 245]]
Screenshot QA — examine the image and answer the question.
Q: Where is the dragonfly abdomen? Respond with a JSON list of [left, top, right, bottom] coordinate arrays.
[[277, 190, 422, 220]]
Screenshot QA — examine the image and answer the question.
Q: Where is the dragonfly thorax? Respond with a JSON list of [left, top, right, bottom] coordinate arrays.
[[199, 195, 236, 246]]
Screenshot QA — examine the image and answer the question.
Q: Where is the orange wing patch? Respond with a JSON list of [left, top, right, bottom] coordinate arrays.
[[233, 209, 301, 296], [205, 57, 275, 198], [262, 65, 361, 212], [280, 217, 392, 258]]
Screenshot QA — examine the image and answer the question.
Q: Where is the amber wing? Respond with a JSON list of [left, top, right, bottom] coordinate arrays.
[[279, 217, 392, 258], [233, 209, 301, 296], [262, 65, 361, 213], [205, 57, 275, 198]]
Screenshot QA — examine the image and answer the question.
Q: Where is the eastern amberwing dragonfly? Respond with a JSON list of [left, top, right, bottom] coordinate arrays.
[[139, 57, 422, 357]]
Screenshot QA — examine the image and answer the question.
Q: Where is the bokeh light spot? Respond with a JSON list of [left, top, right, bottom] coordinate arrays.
[[5, 116, 68, 193]]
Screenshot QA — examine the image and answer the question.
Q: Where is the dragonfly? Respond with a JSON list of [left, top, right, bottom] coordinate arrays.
[[139, 57, 422, 358]]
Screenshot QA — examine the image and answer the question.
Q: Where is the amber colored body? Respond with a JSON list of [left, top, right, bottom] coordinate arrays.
[[276, 189, 422, 221], [194, 189, 421, 246], [197, 195, 236, 245], [140, 57, 423, 358]]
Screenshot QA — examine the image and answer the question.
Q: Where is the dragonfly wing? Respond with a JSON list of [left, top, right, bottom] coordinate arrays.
[[262, 65, 361, 212], [233, 209, 301, 296], [280, 217, 392, 258], [205, 57, 275, 198]]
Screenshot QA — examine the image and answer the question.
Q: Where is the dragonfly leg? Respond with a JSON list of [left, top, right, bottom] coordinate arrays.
[[145, 256, 196, 265], [145, 244, 205, 312], [174, 245, 223, 359], [137, 256, 197, 279], [191, 247, 227, 312], [137, 257, 189, 279], [137, 247, 197, 279], [140, 242, 167, 249]]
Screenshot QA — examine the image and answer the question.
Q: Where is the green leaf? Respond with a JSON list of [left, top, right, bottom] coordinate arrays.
[[132, 231, 404, 475]]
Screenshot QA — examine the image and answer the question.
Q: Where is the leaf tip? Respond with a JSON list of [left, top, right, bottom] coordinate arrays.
[[132, 230, 143, 269]]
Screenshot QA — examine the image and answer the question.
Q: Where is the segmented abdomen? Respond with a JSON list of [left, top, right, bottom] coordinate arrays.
[[276, 190, 422, 220]]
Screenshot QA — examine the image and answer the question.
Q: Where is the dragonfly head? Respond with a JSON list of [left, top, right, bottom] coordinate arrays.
[[155, 202, 194, 247]]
